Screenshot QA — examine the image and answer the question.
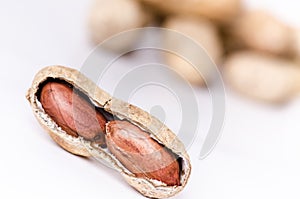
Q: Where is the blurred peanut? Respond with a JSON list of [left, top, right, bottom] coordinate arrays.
[[292, 28, 300, 60], [89, 0, 150, 52], [223, 51, 300, 103], [226, 10, 292, 56], [139, 0, 241, 23], [163, 16, 223, 85]]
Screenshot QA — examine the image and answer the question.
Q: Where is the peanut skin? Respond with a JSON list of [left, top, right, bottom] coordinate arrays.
[[106, 120, 180, 186], [40, 81, 107, 147], [40, 81, 181, 185]]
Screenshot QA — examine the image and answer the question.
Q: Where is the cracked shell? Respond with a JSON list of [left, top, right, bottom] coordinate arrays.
[[26, 65, 191, 198]]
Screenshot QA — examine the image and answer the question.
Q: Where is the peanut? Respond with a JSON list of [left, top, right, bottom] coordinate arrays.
[[88, 0, 150, 52], [226, 10, 292, 56], [106, 120, 180, 186], [223, 51, 300, 103], [40, 81, 107, 147], [39, 80, 181, 186], [292, 28, 300, 60], [139, 0, 241, 23], [163, 16, 223, 85]]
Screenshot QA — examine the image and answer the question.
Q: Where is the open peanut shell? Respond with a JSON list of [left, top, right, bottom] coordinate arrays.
[[26, 65, 191, 198]]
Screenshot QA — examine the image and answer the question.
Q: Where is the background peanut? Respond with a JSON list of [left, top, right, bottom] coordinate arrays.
[[88, 0, 151, 52], [88, 0, 300, 103], [163, 16, 223, 85], [223, 51, 300, 103], [292, 28, 300, 60], [138, 0, 241, 23], [225, 10, 293, 56]]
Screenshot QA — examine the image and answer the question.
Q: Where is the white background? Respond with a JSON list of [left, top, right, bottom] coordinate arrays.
[[1, 1, 300, 199]]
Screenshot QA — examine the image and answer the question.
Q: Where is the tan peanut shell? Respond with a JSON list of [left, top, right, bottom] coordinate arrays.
[[163, 16, 223, 85], [292, 28, 300, 60], [223, 51, 300, 103], [88, 0, 151, 52], [26, 65, 191, 198], [139, 0, 241, 23], [227, 10, 292, 56]]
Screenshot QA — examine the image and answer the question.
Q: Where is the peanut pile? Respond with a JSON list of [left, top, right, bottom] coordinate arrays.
[[88, 0, 300, 104]]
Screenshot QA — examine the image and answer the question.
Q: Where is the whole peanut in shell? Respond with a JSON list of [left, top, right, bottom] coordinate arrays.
[[292, 28, 300, 60], [223, 51, 300, 103], [89, 0, 150, 52], [163, 16, 223, 85], [139, 0, 241, 23], [227, 10, 292, 56]]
